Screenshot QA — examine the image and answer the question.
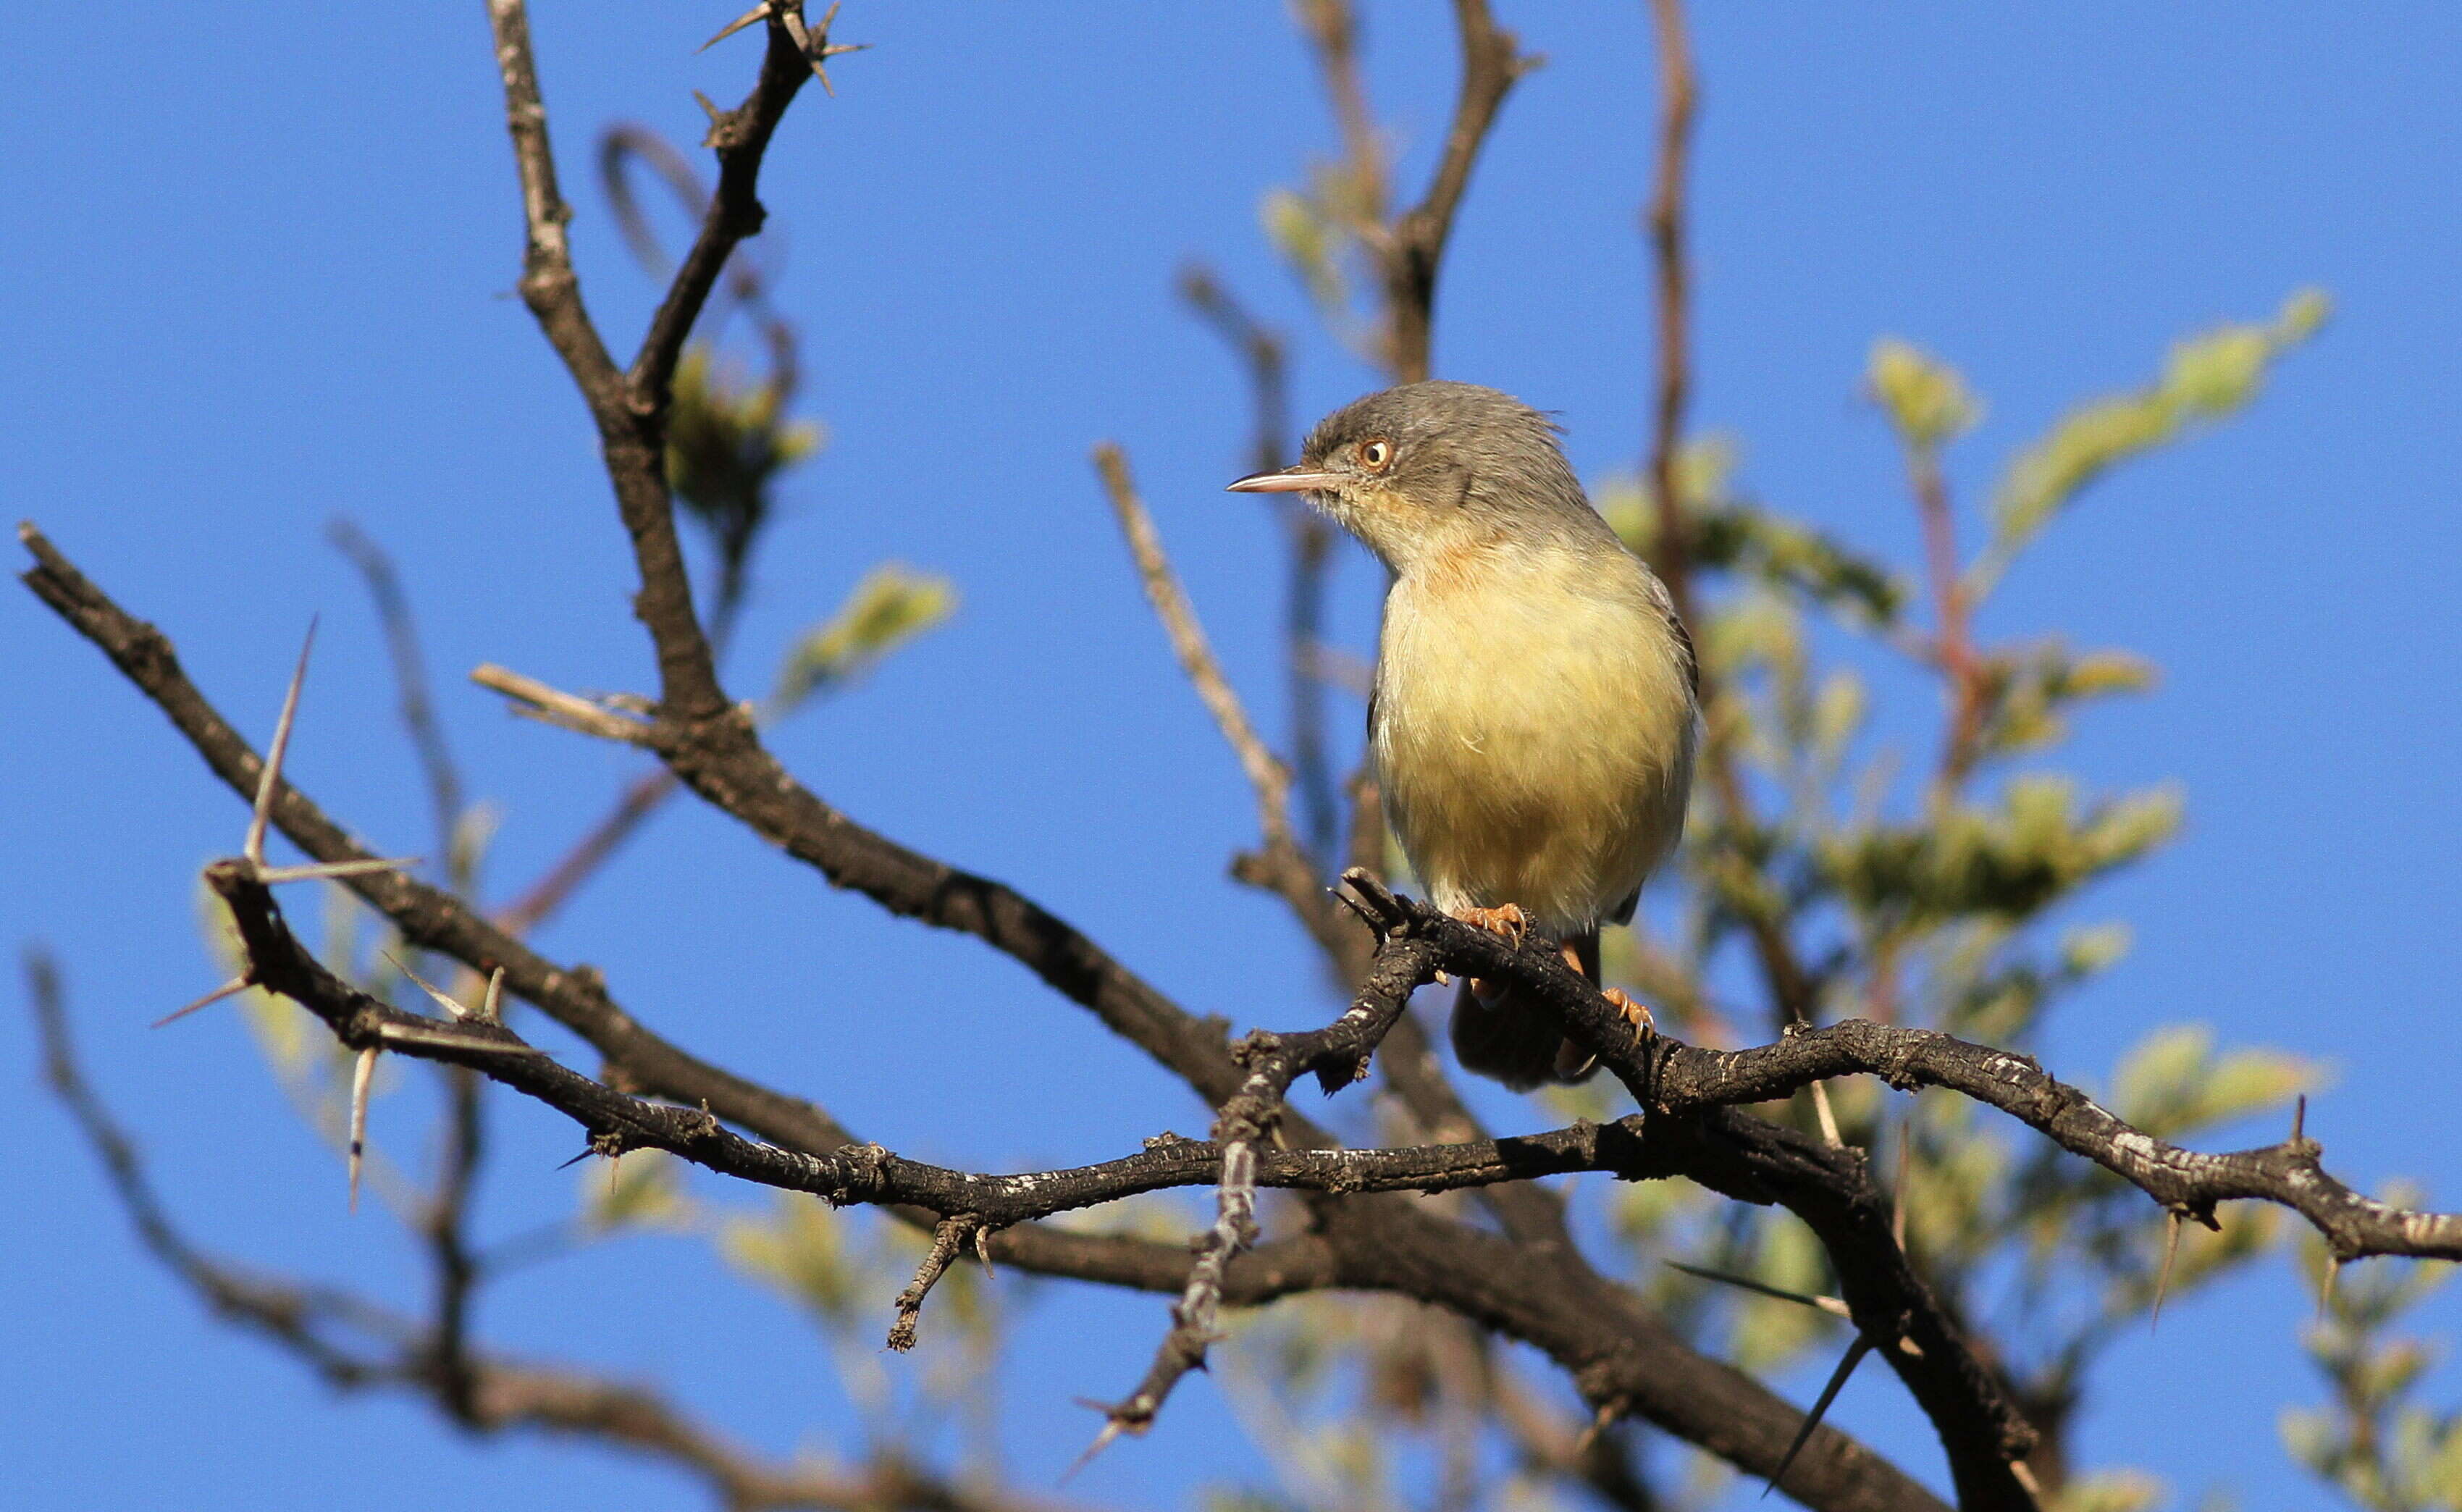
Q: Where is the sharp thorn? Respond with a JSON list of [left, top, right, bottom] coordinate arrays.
[[2320, 1256, 2342, 1322], [2151, 1210, 2184, 1330], [973, 1224, 996, 1277], [1765, 1335, 1873, 1497], [1808, 1078, 1844, 1148], [1890, 1123, 1912, 1253], [2292, 1093, 2308, 1144], [482, 967, 505, 1023], [255, 856, 421, 884], [246, 617, 319, 868], [377, 1022, 550, 1057], [348, 1043, 378, 1211], [1062, 1418, 1127, 1483], [556, 1146, 597, 1170], [152, 975, 251, 1029], [1664, 1259, 1854, 1319], [385, 952, 473, 1020], [1571, 1399, 1619, 1456], [697, 0, 772, 51]]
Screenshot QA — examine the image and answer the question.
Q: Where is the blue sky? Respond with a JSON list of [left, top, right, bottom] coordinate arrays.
[[7, 4, 2461, 1508]]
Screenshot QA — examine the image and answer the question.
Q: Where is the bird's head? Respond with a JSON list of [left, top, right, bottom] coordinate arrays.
[[1227, 381, 1606, 572]]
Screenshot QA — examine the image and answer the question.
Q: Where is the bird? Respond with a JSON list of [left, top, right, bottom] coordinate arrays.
[[1228, 381, 1698, 1089]]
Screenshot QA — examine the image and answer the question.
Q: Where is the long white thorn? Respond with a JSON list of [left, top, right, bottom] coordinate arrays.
[[246, 618, 319, 868], [377, 1022, 550, 1057], [386, 952, 472, 1020], [153, 976, 251, 1030], [698, 0, 770, 51], [256, 857, 421, 885], [481, 967, 505, 1024], [2151, 1210, 2184, 1330], [348, 1044, 378, 1211]]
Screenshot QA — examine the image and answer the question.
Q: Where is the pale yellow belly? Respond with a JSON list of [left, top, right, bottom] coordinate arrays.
[[1372, 553, 1694, 934]]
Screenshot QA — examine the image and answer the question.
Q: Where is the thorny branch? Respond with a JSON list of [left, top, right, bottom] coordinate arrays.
[[1381, 0, 1534, 385], [16, 521, 1239, 1301], [28, 5, 2418, 1508], [44, 503, 2461, 1500], [24, 950, 1095, 1512], [25, 524, 1949, 1512], [1088, 926, 1437, 1458]]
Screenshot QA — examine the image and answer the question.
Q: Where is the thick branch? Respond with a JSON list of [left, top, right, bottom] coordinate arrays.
[[14, 524, 1222, 1294], [487, 0, 818, 723]]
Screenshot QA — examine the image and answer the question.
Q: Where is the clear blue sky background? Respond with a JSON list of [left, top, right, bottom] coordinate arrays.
[[7, 4, 2460, 1508]]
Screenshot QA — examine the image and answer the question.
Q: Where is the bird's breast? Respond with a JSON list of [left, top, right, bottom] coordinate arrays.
[[1372, 546, 1695, 933]]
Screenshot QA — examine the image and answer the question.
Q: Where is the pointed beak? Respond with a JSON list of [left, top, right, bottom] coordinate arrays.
[[1226, 465, 1342, 495]]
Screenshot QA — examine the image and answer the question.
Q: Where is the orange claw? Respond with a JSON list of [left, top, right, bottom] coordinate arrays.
[[1454, 903, 1529, 943], [1602, 988, 1655, 1038]]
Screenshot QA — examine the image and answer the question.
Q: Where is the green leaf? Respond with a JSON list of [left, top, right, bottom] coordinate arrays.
[[773, 564, 959, 712], [1868, 338, 1983, 450], [2111, 1024, 2314, 1140], [665, 345, 822, 567], [1978, 289, 2327, 590]]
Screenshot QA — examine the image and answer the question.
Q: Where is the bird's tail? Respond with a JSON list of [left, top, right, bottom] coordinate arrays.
[[1448, 928, 1603, 1091]]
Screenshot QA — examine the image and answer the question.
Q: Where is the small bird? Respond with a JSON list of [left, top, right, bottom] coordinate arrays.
[[1230, 382, 1698, 1089]]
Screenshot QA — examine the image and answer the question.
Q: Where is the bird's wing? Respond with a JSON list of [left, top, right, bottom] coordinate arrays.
[[1666, 599, 1700, 702]]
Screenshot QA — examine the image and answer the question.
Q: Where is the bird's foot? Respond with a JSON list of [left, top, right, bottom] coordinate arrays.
[[1453, 903, 1529, 944], [1602, 988, 1656, 1038]]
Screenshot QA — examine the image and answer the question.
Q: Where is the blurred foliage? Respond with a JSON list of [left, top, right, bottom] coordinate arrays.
[[773, 563, 959, 713], [1564, 296, 2329, 1510], [2285, 1222, 2462, 1511], [1869, 338, 1984, 452], [1974, 290, 2328, 595], [666, 343, 822, 604]]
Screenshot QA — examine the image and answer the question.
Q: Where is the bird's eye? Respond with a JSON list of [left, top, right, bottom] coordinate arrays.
[[1358, 439, 1393, 471]]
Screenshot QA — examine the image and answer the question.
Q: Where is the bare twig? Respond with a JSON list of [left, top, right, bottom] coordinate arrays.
[[1642, 0, 1697, 605], [1631, 0, 1821, 1038], [1380, 0, 1533, 383], [494, 768, 680, 936], [1179, 266, 1340, 862], [1093, 444, 1303, 870], [1909, 444, 1987, 792], [1293, 0, 1390, 233], [469, 663, 660, 747], [630, 10, 817, 406], [888, 1215, 976, 1352], [327, 518, 468, 874]]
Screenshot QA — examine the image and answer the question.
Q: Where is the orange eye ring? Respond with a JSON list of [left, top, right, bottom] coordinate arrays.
[[1358, 439, 1394, 472]]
